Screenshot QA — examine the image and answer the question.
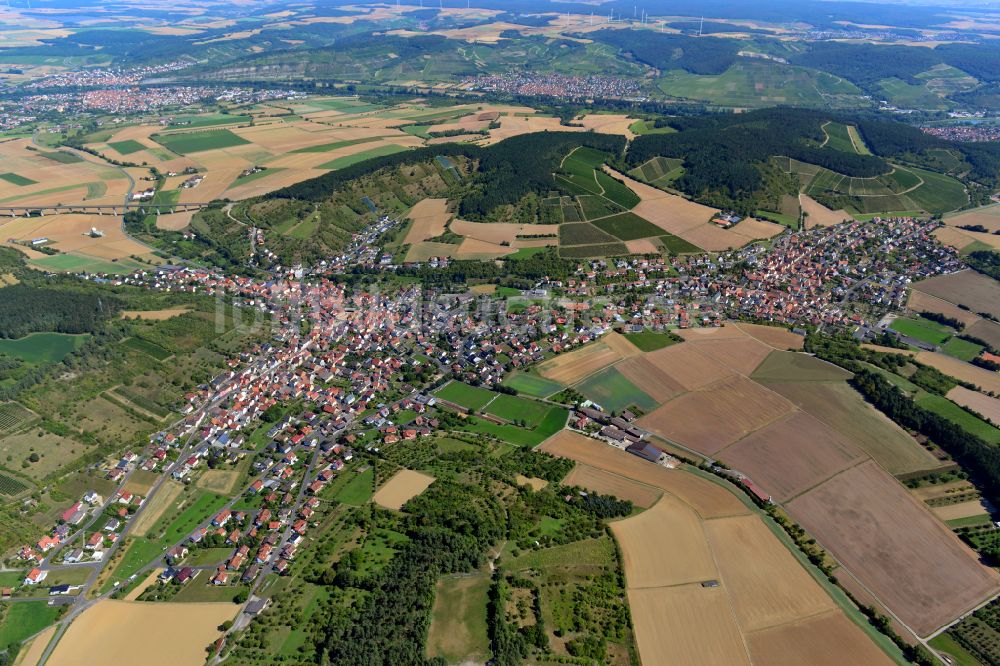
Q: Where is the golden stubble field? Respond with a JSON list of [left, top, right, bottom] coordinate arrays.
[[47, 600, 238, 666], [372, 469, 435, 510], [0, 139, 130, 208]]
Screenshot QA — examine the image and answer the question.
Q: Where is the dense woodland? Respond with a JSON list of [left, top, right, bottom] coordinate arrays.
[[585, 30, 741, 75], [0, 284, 121, 339]]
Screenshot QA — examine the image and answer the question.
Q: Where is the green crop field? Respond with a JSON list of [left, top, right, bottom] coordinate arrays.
[[318, 144, 410, 170], [37, 150, 82, 164], [823, 122, 859, 154], [427, 573, 491, 664], [577, 195, 622, 221], [592, 212, 664, 240], [121, 336, 172, 361], [0, 332, 89, 364], [630, 156, 684, 188], [0, 600, 61, 650], [433, 381, 497, 411], [485, 394, 551, 428], [940, 337, 984, 362], [905, 167, 968, 214], [108, 139, 147, 155], [0, 173, 36, 186], [455, 406, 567, 447], [574, 367, 658, 413], [628, 119, 676, 135], [152, 129, 250, 155], [501, 371, 563, 398], [595, 171, 640, 208], [559, 223, 619, 246], [169, 114, 252, 128], [559, 242, 629, 258], [915, 393, 1000, 444], [290, 136, 386, 153], [659, 234, 702, 254], [623, 331, 678, 352], [889, 316, 954, 345], [334, 467, 374, 505]]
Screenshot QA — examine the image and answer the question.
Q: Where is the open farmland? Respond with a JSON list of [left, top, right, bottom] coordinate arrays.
[[536, 341, 624, 385], [914, 351, 1000, 395], [947, 386, 1000, 424], [573, 435, 895, 665], [638, 375, 796, 455], [0, 140, 130, 208], [0, 213, 157, 271], [759, 379, 939, 475], [402, 198, 451, 244], [945, 203, 1000, 233], [799, 194, 851, 227], [372, 469, 435, 510], [718, 413, 866, 501], [788, 461, 1000, 637], [562, 464, 661, 508], [47, 600, 237, 666], [912, 270, 1000, 320]]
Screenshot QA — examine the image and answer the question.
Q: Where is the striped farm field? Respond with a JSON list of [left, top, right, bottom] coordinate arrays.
[[432, 380, 496, 411]]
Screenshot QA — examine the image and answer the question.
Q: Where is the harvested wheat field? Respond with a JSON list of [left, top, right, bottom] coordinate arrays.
[[602, 331, 642, 358], [129, 480, 182, 537], [539, 430, 748, 519], [120, 308, 192, 320], [562, 464, 661, 507], [612, 495, 718, 587], [759, 380, 938, 475], [624, 238, 660, 254], [449, 219, 556, 245], [704, 514, 836, 631], [799, 194, 851, 227], [932, 499, 990, 522], [641, 342, 735, 391], [536, 341, 623, 385], [916, 351, 1000, 395], [0, 213, 153, 261], [372, 469, 435, 510], [628, 586, 751, 665], [686, 337, 773, 375], [788, 461, 1000, 637], [733, 323, 805, 351], [746, 610, 893, 666], [934, 225, 1000, 251], [155, 210, 194, 231], [615, 357, 686, 403], [47, 600, 238, 666], [404, 241, 457, 263], [403, 198, 451, 244], [718, 413, 865, 502], [638, 376, 795, 455], [913, 270, 1000, 319], [946, 203, 1000, 232], [947, 386, 1000, 423], [453, 237, 516, 260]]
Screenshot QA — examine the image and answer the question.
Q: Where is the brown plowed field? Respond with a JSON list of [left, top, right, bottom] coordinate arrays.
[[913, 270, 1000, 319], [704, 515, 836, 632], [616, 356, 686, 403], [907, 291, 981, 327], [562, 464, 661, 508], [536, 341, 622, 385], [628, 586, 751, 665], [759, 381, 938, 475], [787, 461, 1000, 637], [638, 376, 795, 455], [538, 430, 748, 519], [718, 413, 865, 502], [611, 495, 717, 588], [966, 319, 1000, 350], [746, 611, 893, 666], [641, 343, 734, 391], [945, 204, 1000, 232]]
